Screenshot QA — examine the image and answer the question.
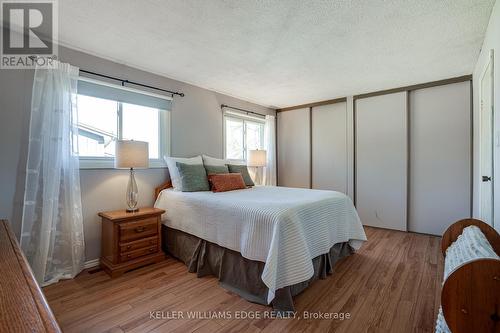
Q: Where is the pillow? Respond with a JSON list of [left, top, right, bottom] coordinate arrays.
[[202, 154, 245, 166], [204, 164, 229, 175], [227, 164, 255, 186], [208, 173, 246, 192], [164, 155, 203, 191], [176, 163, 210, 192], [202, 154, 228, 166]]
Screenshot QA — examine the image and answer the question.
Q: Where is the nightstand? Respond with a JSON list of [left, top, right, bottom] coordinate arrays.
[[98, 207, 166, 278]]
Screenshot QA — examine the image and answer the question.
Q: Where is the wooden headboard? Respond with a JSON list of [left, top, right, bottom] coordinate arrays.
[[154, 181, 172, 201]]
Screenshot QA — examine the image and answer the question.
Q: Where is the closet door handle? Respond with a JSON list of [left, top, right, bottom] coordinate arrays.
[[482, 176, 492, 182]]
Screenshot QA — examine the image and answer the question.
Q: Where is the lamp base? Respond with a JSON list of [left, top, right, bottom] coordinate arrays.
[[254, 166, 263, 185], [126, 168, 139, 213]]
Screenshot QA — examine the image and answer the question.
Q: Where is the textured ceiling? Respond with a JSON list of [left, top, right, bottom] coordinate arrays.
[[58, 0, 495, 108]]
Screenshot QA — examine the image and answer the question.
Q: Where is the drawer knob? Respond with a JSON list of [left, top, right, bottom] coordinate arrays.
[[126, 245, 131, 250], [149, 248, 155, 252], [127, 254, 132, 258], [135, 227, 145, 233]]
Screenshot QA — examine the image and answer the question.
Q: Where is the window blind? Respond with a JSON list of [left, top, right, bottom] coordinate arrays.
[[223, 109, 265, 122], [78, 78, 172, 110]]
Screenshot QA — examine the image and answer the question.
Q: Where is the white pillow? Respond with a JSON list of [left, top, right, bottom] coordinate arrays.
[[202, 154, 245, 166], [164, 155, 203, 190], [202, 154, 228, 166]]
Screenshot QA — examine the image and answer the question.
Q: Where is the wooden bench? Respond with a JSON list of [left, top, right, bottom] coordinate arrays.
[[439, 218, 500, 333]]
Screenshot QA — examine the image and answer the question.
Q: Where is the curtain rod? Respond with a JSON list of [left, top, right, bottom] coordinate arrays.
[[221, 104, 266, 117], [79, 69, 185, 97]]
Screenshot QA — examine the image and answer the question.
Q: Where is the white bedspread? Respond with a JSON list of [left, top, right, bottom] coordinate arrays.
[[155, 186, 367, 303]]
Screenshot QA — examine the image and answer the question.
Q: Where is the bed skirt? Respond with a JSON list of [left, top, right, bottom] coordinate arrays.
[[161, 225, 353, 312]]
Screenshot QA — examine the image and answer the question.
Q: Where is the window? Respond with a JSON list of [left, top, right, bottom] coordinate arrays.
[[224, 111, 265, 161], [77, 78, 171, 168]]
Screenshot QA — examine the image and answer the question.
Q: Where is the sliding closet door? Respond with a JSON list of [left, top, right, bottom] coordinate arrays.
[[277, 108, 310, 188], [409, 82, 471, 235], [311, 103, 348, 192], [356, 92, 407, 231]]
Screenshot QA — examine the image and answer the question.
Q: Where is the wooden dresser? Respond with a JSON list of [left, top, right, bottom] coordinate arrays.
[[99, 207, 166, 277], [0, 220, 61, 332]]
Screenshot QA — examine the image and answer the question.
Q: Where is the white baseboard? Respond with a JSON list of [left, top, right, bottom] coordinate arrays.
[[84, 258, 100, 269]]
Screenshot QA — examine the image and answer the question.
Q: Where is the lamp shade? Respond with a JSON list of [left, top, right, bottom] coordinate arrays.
[[115, 140, 149, 169], [247, 149, 267, 167]]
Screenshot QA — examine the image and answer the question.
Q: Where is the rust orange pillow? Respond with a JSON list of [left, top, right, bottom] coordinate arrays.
[[208, 173, 247, 192]]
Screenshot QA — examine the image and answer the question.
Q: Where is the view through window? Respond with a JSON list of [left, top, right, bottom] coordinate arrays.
[[224, 113, 264, 161], [76, 79, 170, 167]]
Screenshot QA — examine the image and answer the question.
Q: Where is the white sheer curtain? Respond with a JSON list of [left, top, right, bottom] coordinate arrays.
[[263, 115, 277, 186], [21, 61, 85, 286]]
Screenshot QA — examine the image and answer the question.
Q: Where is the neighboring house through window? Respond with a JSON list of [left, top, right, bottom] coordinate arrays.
[[223, 109, 265, 162]]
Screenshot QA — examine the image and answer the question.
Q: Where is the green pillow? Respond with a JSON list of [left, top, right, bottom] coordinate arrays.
[[176, 162, 210, 192], [204, 164, 229, 175], [227, 164, 254, 186]]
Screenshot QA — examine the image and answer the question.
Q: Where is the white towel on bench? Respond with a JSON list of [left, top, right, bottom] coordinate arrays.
[[435, 225, 499, 333]]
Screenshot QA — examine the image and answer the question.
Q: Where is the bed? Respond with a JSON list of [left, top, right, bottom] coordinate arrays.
[[154, 184, 367, 311]]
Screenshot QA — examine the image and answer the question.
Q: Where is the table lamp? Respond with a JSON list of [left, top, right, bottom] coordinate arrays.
[[115, 140, 149, 212], [247, 149, 267, 185]]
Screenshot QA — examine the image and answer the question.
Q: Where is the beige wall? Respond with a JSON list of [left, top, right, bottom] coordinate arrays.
[[0, 46, 275, 262]]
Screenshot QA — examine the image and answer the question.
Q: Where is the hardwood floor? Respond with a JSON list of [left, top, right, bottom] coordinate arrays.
[[43, 227, 444, 333]]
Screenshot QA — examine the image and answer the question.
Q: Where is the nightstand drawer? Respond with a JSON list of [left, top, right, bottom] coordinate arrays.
[[119, 218, 158, 242], [120, 246, 157, 262], [120, 236, 158, 253]]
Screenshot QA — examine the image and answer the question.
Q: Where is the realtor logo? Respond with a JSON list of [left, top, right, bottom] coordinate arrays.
[[1, 0, 58, 68]]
